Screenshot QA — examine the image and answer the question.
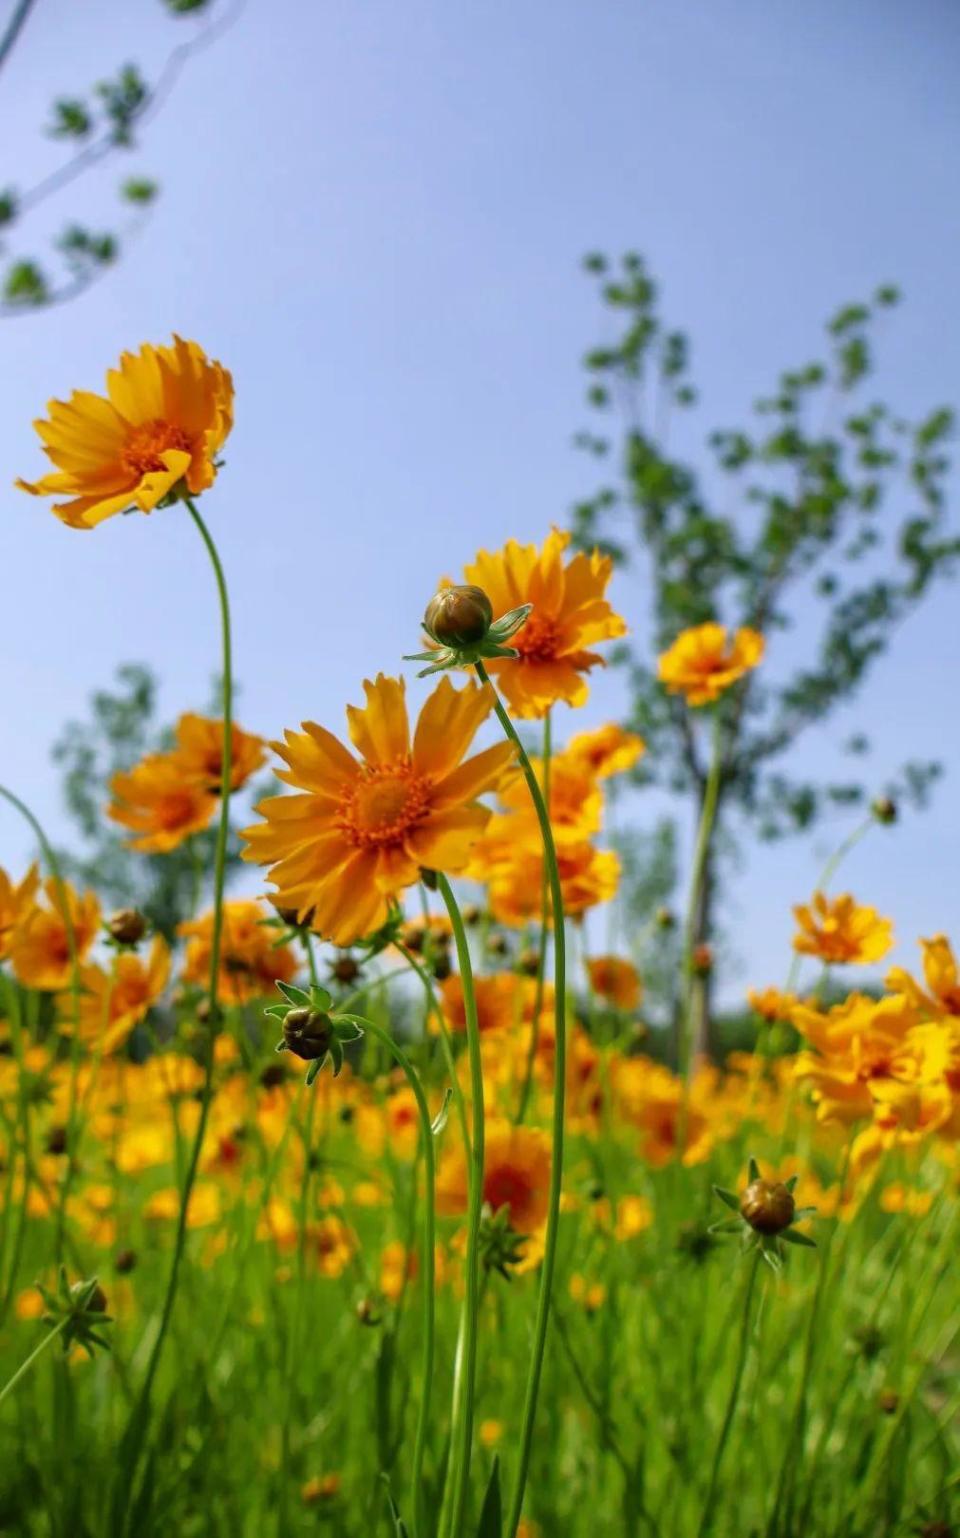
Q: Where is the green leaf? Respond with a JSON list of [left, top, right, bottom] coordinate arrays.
[[476, 1455, 502, 1538], [304, 1058, 324, 1086], [379, 1475, 410, 1537], [329, 1039, 344, 1078], [713, 1186, 740, 1213], [748, 1157, 761, 1183], [781, 1228, 817, 1248], [308, 983, 333, 1010], [431, 1088, 452, 1137], [276, 982, 311, 1007], [708, 1218, 742, 1235], [784, 1174, 799, 1193]]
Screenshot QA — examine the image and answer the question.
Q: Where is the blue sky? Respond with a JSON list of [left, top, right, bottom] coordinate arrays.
[[1, 0, 957, 1000]]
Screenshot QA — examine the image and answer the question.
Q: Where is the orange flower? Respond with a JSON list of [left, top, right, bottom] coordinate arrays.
[[567, 723, 645, 779], [658, 623, 764, 707], [59, 937, 170, 1053], [792, 892, 893, 966], [471, 839, 619, 928], [16, 336, 233, 530], [437, 1121, 551, 1234], [587, 955, 641, 1010], [241, 675, 515, 946], [459, 528, 626, 718], [747, 986, 799, 1023], [10, 879, 100, 990], [496, 747, 603, 846], [172, 713, 266, 793], [439, 972, 538, 1034], [886, 935, 960, 1017], [179, 899, 298, 1005], [0, 863, 40, 962], [108, 754, 217, 853]]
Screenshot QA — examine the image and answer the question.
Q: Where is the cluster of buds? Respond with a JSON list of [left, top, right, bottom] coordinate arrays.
[[405, 583, 532, 677], [36, 1268, 112, 1358], [265, 982, 365, 1085], [711, 1158, 817, 1271]]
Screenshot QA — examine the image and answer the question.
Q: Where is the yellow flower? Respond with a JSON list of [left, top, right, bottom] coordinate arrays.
[[380, 1240, 416, 1302], [614, 1193, 654, 1240], [587, 955, 642, 1010], [459, 528, 627, 718], [10, 879, 100, 990], [108, 754, 217, 853], [58, 937, 170, 1053], [439, 972, 539, 1035], [179, 900, 299, 1005], [144, 1182, 222, 1227], [658, 623, 764, 707], [301, 1475, 341, 1506], [792, 892, 893, 966], [241, 674, 515, 946], [496, 746, 604, 846], [172, 713, 267, 793], [471, 838, 620, 928], [437, 1121, 551, 1235], [886, 934, 960, 1018], [479, 1420, 504, 1448], [567, 722, 645, 779], [747, 986, 799, 1023], [0, 863, 40, 962], [16, 336, 233, 530]]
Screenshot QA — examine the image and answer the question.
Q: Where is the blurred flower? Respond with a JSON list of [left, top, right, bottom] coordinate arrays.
[[58, 936, 170, 1053], [886, 934, 960, 1017], [437, 1120, 551, 1235], [567, 722, 645, 779], [658, 622, 764, 707], [108, 754, 216, 853], [242, 675, 514, 945], [179, 900, 298, 1005], [171, 712, 267, 793], [792, 892, 893, 966], [16, 336, 233, 530], [458, 528, 627, 718], [10, 879, 100, 990], [0, 863, 39, 962], [470, 838, 620, 927], [439, 972, 539, 1035], [587, 955, 641, 1010]]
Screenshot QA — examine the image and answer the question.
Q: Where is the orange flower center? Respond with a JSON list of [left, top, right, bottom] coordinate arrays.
[[158, 792, 201, 831], [513, 613, 561, 664], [485, 1165, 533, 1220], [122, 419, 194, 478], [338, 761, 431, 849]]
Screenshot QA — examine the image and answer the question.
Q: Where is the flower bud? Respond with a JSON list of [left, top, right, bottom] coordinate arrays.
[[424, 585, 493, 648], [878, 1388, 899, 1415], [461, 903, 483, 927], [107, 908, 146, 946], [691, 943, 713, 976], [486, 933, 509, 958], [114, 1249, 137, 1275], [518, 947, 541, 977], [432, 951, 451, 982], [46, 1125, 68, 1156], [70, 1280, 107, 1314], [739, 1178, 795, 1235], [259, 1062, 287, 1089], [871, 796, 897, 825], [655, 906, 676, 930], [330, 953, 360, 986], [282, 1006, 334, 1061]]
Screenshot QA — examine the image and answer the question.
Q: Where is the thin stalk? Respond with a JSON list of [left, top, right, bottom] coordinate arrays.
[[436, 871, 484, 1538], [359, 1017, 436, 1538], [474, 660, 568, 1538], [696, 1251, 761, 1536], [115, 495, 233, 1528], [514, 709, 551, 1125], [678, 710, 723, 1083], [0, 1316, 69, 1408]]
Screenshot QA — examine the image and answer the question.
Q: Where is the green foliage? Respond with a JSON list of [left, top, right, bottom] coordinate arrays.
[[121, 177, 159, 205], [608, 815, 681, 1025]]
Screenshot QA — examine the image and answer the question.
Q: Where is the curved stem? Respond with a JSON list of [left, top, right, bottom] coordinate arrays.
[[514, 710, 551, 1125], [356, 1017, 436, 1538], [679, 709, 723, 1083], [116, 496, 233, 1527], [0, 1316, 69, 1408], [435, 872, 484, 1538], [696, 1251, 760, 1536], [473, 661, 568, 1538]]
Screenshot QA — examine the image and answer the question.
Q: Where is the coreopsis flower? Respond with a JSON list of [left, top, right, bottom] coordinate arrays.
[[610, 1057, 714, 1167], [886, 935, 960, 1017], [712, 1159, 817, 1270], [792, 892, 894, 966], [437, 1120, 551, 1235], [108, 754, 217, 853], [457, 528, 627, 718], [470, 838, 620, 928], [58, 938, 170, 1053], [658, 622, 764, 707], [496, 746, 604, 845], [0, 863, 40, 961], [567, 722, 645, 779], [241, 675, 515, 946], [171, 713, 267, 793], [747, 986, 799, 1023], [179, 900, 299, 1005], [16, 337, 233, 530], [10, 879, 101, 990], [792, 992, 922, 1125], [439, 972, 539, 1035], [587, 955, 642, 1010]]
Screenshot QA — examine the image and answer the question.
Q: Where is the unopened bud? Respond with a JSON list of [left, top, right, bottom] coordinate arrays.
[[330, 953, 360, 986], [518, 947, 541, 977], [114, 1249, 137, 1275], [872, 796, 897, 825], [107, 908, 146, 946], [691, 943, 713, 976], [424, 585, 493, 648], [655, 906, 676, 930], [282, 1006, 333, 1061], [739, 1178, 795, 1235]]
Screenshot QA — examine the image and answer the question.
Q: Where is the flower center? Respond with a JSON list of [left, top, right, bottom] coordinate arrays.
[[485, 1167, 532, 1220], [513, 614, 561, 664], [338, 761, 431, 850], [158, 792, 199, 831], [122, 419, 194, 478]]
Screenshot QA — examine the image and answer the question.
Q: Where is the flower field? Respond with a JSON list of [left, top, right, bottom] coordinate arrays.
[[1, 333, 958, 1538]]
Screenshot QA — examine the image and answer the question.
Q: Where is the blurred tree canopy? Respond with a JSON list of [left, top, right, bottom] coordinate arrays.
[[574, 253, 956, 1048], [0, 0, 240, 314]]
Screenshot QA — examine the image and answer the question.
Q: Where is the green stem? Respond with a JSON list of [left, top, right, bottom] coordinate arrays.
[[115, 495, 233, 1527], [436, 871, 484, 1538], [696, 1251, 761, 1536], [0, 1316, 69, 1408], [474, 660, 568, 1538], [679, 710, 723, 1082], [0, 786, 82, 1264], [514, 710, 551, 1125], [358, 1018, 436, 1538]]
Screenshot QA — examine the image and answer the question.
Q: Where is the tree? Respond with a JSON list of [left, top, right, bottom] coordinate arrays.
[[0, 0, 241, 315], [573, 252, 955, 1055]]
